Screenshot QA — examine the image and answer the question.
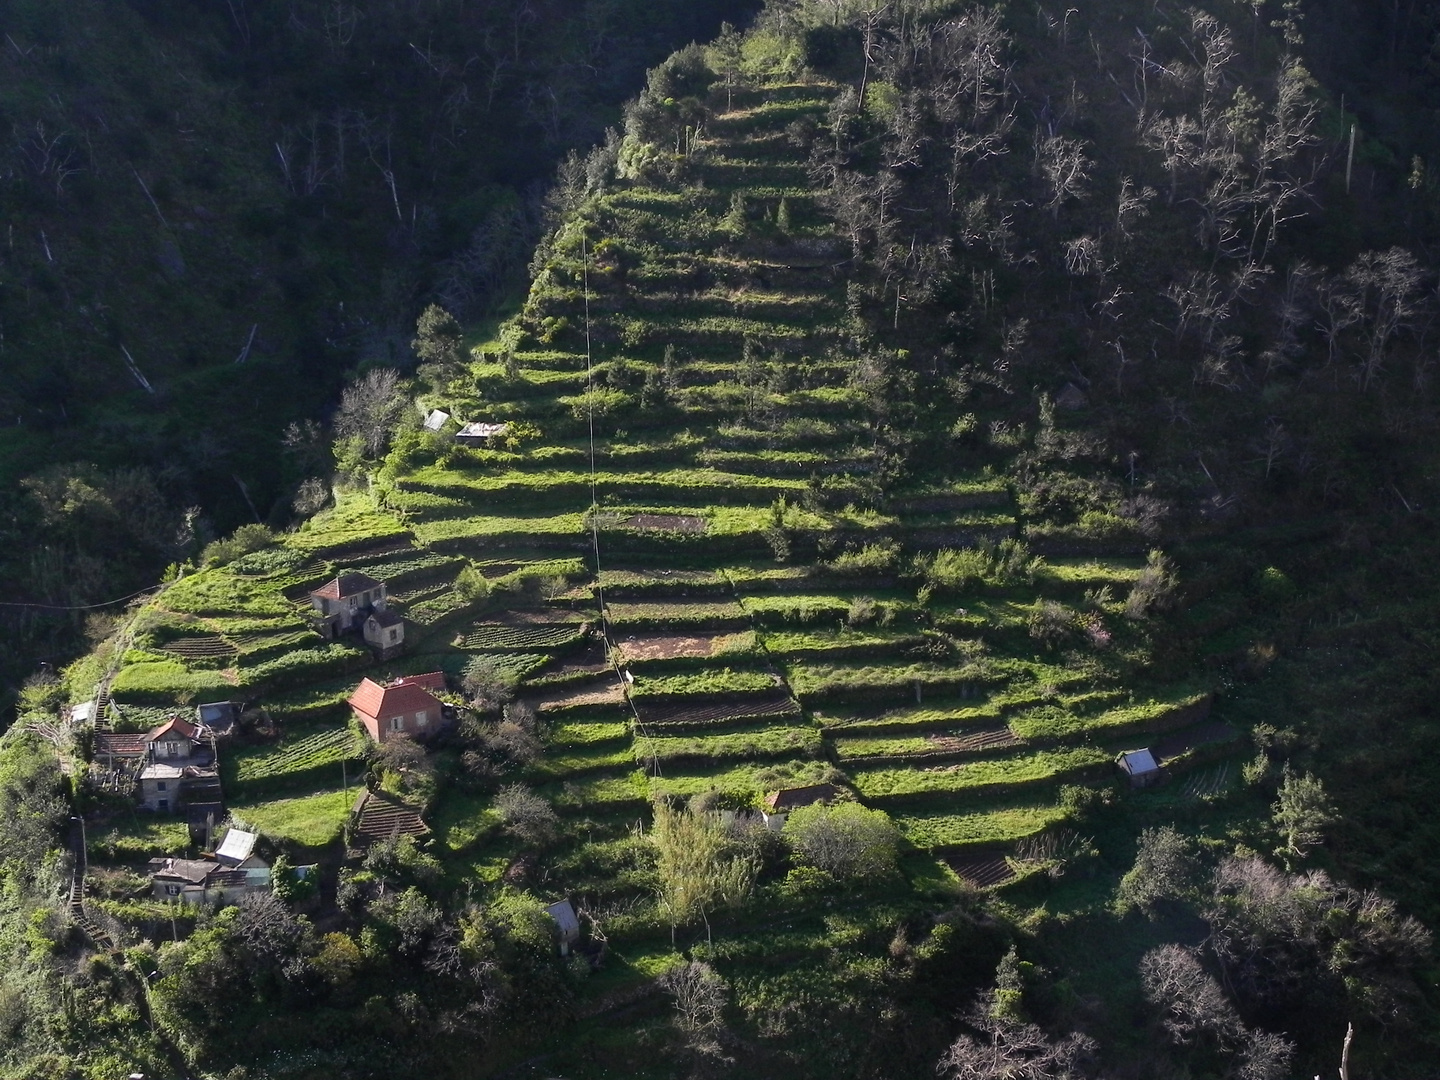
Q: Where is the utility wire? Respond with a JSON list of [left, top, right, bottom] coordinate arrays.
[[580, 227, 661, 777], [0, 585, 159, 611]]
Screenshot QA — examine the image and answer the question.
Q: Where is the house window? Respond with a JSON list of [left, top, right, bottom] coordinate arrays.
[[158, 799, 169, 812], [166, 885, 180, 896], [157, 781, 168, 791], [415, 711, 428, 728], [388, 628, 399, 642], [389, 716, 404, 733]]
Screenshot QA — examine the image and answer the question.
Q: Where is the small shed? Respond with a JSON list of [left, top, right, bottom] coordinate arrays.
[[761, 783, 842, 830], [215, 828, 271, 886], [1118, 748, 1162, 789], [545, 899, 581, 955], [196, 701, 239, 734], [363, 609, 406, 660], [70, 702, 96, 727], [455, 421, 511, 446], [422, 409, 451, 432]]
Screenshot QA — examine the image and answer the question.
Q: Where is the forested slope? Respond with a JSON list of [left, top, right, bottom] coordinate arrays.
[[0, 0, 758, 697]]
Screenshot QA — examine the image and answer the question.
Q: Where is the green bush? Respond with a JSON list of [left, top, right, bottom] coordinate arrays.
[[784, 802, 899, 880], [201, 523, 277, 568]]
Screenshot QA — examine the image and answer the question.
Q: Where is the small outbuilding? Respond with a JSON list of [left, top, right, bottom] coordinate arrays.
[[214, 828, 271, 887], [363, 609, 406, 660], [1117, 748, 1163, 789], [761, 782, 842, 830], [545, 899, 581, 955], [422, 409, 451, 432], [348, 672, 450, 744], [455, 421, 511, 446], [196, 701, 239, 734], [70, 702, 96, 727]]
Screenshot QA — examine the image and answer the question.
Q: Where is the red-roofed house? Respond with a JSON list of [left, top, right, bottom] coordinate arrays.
[[348, 672, 450, 744], [309, 572, 388, 638], [143, 717, 204, 761]]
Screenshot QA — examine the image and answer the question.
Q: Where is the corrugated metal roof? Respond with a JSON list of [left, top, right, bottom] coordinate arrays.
[[1119, 748, 1160, 774], [95, 733, 146, 757], [423, 409, 450, 431], [456, 421, 511, 439], [153, 858, 222, 885], [215, 829, 258, 865], [545, 899, 580, 940]]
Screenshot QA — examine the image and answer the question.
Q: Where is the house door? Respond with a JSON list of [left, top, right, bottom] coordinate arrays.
[[158, 799, 169, 812]]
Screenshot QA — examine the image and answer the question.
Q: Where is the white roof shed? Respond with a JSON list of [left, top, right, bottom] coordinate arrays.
[[1118, 748, 1162, 787], [545, 899, 581, 946], [215, 828, 259, 866]]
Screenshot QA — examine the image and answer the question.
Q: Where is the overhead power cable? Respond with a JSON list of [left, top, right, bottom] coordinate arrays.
[[580, 227, 661, 776]]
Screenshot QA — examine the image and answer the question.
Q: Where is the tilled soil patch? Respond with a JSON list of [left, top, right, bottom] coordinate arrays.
[[615, 633, 724, 661], [927, 726, 1021, 755], [636, 691, 799, 729], [620, 514, 707, 533], [945, 849, 1017, 889]]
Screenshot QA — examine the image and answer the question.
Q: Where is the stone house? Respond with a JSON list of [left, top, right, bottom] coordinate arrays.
[[147, 858, 250, 905], [363, 609, 406, 660], [308, 572, 388, 638]]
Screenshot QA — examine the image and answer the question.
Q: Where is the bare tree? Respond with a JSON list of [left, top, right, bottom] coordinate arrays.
[[660, 960, 727, 1036], [1036, 133, 1092, 216], [1138, 944, 1243, 1046], [494, 784, 559, 846], [938, 1010, 1096, 1080], [1345, 248, 1425, 390], [334, 368, 405, 456]]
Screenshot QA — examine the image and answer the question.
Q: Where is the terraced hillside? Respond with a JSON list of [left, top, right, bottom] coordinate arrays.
[[74, 63, 1241, 1068]]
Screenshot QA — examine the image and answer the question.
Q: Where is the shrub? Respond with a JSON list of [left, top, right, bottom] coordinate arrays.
[[920, 539, 1039, 593], [1027, 600, 1076, 648], [784, 802, 899, 880], [1115, 826, 1198, 916], [494, 785, 560, 847], [1124, 549, 1178, 620], [828, 540, 900, 575], [463, 656, 517, 712], [845, 595, 879, 627], [650, 800, 755, 933], [201, 523, 276, 568], [454, 565, 491, 603]]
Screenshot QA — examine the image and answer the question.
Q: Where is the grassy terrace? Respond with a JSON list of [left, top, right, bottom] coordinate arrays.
[[78, 69, 1238, 1064]]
